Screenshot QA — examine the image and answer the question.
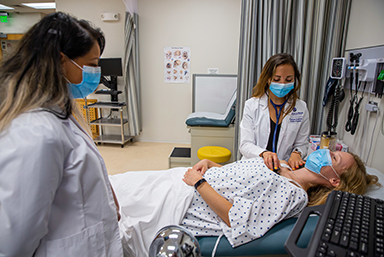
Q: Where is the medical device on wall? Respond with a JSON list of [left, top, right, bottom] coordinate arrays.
[[330, 58, 347, 79], [374, 62, 384, 98], [321, 58, 347, 150], [323, 58, 348, 134], [323, 78, 343, 132], [345, 52, 363, 135], [353, 58, 378, 82], [343, 52, 381, 135]]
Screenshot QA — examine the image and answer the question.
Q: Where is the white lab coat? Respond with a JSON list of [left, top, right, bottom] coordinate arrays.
[[0, 109, 123, 257], [239, 94, 309, 161]]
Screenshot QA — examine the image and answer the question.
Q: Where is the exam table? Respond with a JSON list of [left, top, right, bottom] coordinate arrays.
[[110, 166, 384, 257]]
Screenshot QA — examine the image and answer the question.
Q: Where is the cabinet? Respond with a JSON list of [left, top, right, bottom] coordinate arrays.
[[85, 99, 133, 148], [168, 125, 235, 168], [189, 125, 235, 165]]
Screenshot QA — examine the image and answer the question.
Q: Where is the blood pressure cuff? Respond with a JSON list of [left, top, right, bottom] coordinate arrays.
[[322, 77, 338, 107]]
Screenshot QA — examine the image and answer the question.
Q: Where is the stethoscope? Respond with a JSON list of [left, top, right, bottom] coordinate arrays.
[[270, 98, 288, 153]]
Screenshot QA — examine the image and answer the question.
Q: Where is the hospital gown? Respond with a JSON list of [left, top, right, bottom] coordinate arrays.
[[181, 158, 308, 247]]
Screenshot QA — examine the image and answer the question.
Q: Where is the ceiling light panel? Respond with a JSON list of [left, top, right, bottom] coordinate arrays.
[[0, 4, 15, 10], [22, 3, 56, 9]]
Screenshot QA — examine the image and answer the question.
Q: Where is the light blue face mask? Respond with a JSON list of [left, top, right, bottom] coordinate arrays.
[[305, 149, 340, 182], [66, 59, 101, 99], [269, 82, 294, 98]]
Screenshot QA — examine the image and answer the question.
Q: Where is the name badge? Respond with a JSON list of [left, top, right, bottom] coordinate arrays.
[[289, 107, 303, 123]]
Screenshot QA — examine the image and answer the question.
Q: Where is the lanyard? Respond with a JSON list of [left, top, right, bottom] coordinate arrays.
[[270, 98, 288, 153]]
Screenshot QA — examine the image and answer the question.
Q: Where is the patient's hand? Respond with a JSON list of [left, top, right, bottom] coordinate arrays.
[[192, 159, 210, 175], [288, 152, 305, 170], [183, 168, 203, 187]]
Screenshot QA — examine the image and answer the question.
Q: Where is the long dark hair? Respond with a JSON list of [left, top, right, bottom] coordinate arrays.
[[0, 12, 105, 132]]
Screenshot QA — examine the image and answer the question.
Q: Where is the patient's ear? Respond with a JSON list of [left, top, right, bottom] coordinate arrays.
[[329, 178, 340, 188]]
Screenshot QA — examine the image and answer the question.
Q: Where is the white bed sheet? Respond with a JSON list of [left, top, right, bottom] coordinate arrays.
[[109, 167, 193, 257]]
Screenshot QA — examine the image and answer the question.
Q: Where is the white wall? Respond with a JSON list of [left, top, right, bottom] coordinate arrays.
[[137, 0, 241, 143], [56, 0, 126, 59], [57, 0, 242, 144], [0, 13, 44, 33], [335, 0, 384, 171], [1, 0, 241, 144]]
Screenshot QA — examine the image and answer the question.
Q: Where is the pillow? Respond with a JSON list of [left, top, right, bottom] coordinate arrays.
[[365, 166, 384, 200]]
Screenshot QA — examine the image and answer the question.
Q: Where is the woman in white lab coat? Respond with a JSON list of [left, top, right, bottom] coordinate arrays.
[[239, 53, 310, 171], [0, 12, 123, 257]]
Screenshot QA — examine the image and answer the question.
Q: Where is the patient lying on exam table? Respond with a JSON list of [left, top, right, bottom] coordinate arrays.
[[110, 149, 379, 256]]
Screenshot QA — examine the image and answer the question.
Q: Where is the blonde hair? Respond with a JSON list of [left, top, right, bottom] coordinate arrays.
[[252, 53, 301, 117], [307, 153, 381, 206]]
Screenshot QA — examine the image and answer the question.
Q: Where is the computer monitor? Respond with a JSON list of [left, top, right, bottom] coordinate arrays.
[[98, 58, 123, 101], [99, 58, 123, 77]]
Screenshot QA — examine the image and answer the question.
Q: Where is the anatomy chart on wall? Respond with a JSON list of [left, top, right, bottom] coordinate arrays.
[[164, 46, 190, 83]]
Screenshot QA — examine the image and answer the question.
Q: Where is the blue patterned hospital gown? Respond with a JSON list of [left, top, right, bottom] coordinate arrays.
[[180, 158, 308, 247]]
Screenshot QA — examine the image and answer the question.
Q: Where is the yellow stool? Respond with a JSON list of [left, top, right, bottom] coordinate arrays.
[[197, 146, 231, 163]]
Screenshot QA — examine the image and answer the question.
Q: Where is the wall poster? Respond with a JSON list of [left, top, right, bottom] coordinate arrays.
[[164, 46, 190, 83]]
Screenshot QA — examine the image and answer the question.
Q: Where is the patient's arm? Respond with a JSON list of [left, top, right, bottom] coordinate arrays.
[[192, 159, 222, 175], [183, 168, 232, 227]]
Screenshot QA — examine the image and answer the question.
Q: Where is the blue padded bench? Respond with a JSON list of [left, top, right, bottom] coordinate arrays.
[[196, 216, 319, 257], [186, 92, 236, 127]]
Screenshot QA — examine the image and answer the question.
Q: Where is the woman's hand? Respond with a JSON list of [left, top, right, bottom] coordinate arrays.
[[192, 159, 222, 175], [192, 159, 210, 175], [288, 152, 305, 170], [183, 168, 204, 187], [261, 151, 280, 170]]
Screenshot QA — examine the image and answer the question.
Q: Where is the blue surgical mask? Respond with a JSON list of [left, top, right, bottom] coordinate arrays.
[[66, 59, 101, 99], [305, 149, 340, 182], [269, 82, 294, 98]]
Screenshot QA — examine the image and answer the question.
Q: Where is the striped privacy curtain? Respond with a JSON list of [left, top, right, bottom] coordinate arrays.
[[123, 12, 141, 136], [234, 0, 351, 159]]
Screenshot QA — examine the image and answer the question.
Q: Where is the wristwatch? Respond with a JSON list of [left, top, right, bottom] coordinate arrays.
[[292, 148, 302, 157], [194, 178, 207, 189]]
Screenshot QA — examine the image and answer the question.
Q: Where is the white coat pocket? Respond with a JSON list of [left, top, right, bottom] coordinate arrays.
[[46, 221, 107, 257]]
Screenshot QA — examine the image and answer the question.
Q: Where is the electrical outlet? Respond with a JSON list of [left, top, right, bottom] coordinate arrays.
[[365, 101, 378, 112]]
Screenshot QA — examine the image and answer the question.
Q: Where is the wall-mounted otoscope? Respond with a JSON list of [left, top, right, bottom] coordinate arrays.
[[344, 53, 379, 135], [348, 58, 378, 82]]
